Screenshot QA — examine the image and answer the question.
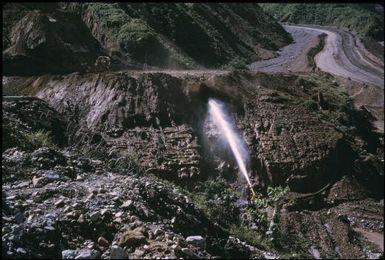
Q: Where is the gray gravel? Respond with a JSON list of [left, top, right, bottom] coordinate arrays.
[[249, 24, 384, 88], [248, 25, 321, 72]]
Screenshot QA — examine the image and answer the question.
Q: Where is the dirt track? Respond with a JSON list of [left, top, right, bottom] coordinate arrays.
[[306, 25, 384, 88], [249, 24, 384, 88], [290, 25, 384, 88], [248, 26, 320, 73]]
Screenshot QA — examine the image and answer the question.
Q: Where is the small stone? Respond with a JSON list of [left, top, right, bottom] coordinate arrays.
[[121, 200, 132, 209], [110, 245, 127, 259], [27, 214, 34, 223], [90, 212, 101, 222], [55, 199, 65, 207], [133, 220, 143, 228], [32, 176, 45, 187], [115, 229, 147, 248], [134, 249, 144, 257], [85, 194, 94, 201], [44, 226, 55, 231], [7, 195, 16, 200], [100, 209, 110, 216], [17, 181, 30, 188], [114, 217, 122, 223], [34, 209, 43, 214], [67, 211, 79, 219], [45, 213, 56, 220], [98, 188, 107, 193], [87, 242, 96, 250], [115, 212, 123, 218], [154, 228, 164, 237], [164, 232, 173, 240], [98, 236, 109, 247], [16, 248, 27, 254]]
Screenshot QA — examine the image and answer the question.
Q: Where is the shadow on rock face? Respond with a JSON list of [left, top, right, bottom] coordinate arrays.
[[186, 81, 245, 125]]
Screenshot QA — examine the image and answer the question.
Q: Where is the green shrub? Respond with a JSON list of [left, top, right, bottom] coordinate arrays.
[[295, 73, 353, 127], [117, 21, 155, 55], [87, 3, 129, 28], [302, 99, 318, 111], [108, 147, 142, 175], [267, 186, 289, 202], [254, 185, 289, 208], [23, 130, 54, 150], [225, 57, 248, 70], [191, 177, 240, 228], [273, 228, 312, 258], [229, 224, 269, 249]]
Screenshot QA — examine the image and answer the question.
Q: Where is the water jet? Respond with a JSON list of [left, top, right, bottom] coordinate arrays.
[[207, 98, 256, 197]]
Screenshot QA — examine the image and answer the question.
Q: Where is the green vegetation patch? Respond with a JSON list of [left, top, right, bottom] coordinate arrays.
[[107, 146, 143, 175], [23, 130, 56, 151], [87, 3, 130, 29], [296, 72, 353, 126], [307, 33, 327, 70]]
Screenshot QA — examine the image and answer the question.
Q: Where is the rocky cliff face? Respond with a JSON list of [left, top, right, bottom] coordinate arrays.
[[3, 70, 383, 258], [3, 3, 292, 75], [2, 3, 102, 76], [4, 71, 361, 190]]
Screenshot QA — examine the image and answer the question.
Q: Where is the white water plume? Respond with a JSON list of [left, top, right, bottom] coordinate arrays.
[[207, 98, 255, 197]]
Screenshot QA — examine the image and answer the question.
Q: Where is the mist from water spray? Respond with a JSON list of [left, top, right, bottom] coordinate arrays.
[[208, 98, 255, 197]]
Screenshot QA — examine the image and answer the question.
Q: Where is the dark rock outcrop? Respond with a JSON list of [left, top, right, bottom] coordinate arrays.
[[3, 3, 102, 76], [3, 70, 383, 259], [2, 97, 67, 151], [5, 71, 382, 195]]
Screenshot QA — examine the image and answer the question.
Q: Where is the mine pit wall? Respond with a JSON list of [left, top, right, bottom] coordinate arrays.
[[18, 72, 207, 182], [9, 70, 378, 194]]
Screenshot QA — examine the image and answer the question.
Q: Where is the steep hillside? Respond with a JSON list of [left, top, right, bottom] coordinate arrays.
[[2, 3, 292, 75], [74, 3, 292, 69], [260, 3, 384, 41]]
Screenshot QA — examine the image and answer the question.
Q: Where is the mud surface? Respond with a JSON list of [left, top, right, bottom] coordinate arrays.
[[248, 26, 320, 73]]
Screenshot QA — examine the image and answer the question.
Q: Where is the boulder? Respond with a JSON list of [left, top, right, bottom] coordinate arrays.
[[186, 235, 206, 250], [110, 246, 127, 259], [62, 249, 100, 259]]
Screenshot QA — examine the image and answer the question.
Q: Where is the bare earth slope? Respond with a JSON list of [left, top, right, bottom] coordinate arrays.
[[3, 70, 383, 258]]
